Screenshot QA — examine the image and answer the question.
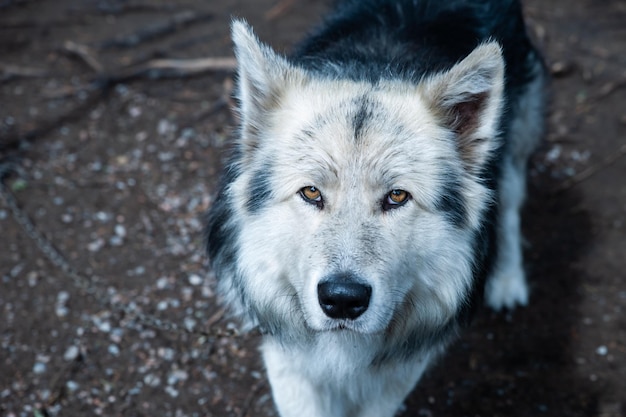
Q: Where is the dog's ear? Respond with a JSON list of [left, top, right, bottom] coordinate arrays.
[[231, 19, 306, 148], [420, 42, 505, 171]]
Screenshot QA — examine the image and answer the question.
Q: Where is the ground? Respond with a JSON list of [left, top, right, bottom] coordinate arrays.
[[0, 0, 625, 416]]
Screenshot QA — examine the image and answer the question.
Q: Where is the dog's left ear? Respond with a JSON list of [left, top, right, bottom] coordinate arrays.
[[420, 42, 505, 171]]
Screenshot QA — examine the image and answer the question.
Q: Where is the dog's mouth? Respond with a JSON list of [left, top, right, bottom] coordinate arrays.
[[321, 319, 378, 334]]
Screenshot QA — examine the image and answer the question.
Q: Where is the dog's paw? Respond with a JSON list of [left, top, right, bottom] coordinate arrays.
[[485, 269, 529, 311]]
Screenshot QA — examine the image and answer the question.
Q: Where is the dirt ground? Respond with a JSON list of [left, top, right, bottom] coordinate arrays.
[[1, 0, 625, 416]]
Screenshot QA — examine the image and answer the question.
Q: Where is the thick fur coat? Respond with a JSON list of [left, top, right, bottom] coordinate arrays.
[[206, 0, 546, 415]]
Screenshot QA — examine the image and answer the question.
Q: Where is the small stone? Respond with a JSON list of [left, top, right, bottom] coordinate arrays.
[[183, 317, 196, 331], [596, 345, 608, 356], [95, 320, 111, 333], [87, 238, 105, 252], [156, 276, 169, 289], [33, 362, 46, 374], [188, 274, 203, 286], [63, 345, 80, 361], [144, 374, 161, 387], [108, 344, 120, 356], [114, 224, 126, 238], [66, 381, 79, 392], [167, 369, 188, 385], [158, 347, 175, 361], [165, 385, 179, 398], [95, 211, 110, 222]]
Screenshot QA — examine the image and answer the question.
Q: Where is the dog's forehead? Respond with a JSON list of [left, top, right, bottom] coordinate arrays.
[[258, 80, 456, 201], [273, 80, 443, 153]]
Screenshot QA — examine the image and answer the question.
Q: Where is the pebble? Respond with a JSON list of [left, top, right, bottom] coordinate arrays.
[[56, 291, 70, 317], [87, 238, 105, 252], [95, 211, 111, 222], [114, 224, 127, 238], [128, 106, 142, 118], [156, 276, 169, 289], [596, 345, 608, 356], [167, 369, 188, 385], [108, 344, 120, 356], [144, 374, 161, 387], [66, 381, 79, 392], [63, 345, 80, 361], [32, 362, 46, 374], [158, 347, 175, 361], [165, 386, 179, 398], [188, 274, 203, 286], [183, 317, 196, 331], [110, 328, 124, 344], [94, 318, 111, 333], [157, 119, 176, 136]]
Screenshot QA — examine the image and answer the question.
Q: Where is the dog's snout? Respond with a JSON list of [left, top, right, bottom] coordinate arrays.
[[317, 276, 372, 320]]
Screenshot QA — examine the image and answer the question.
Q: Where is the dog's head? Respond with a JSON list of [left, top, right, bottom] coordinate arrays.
[[208, 20, 504, 338]]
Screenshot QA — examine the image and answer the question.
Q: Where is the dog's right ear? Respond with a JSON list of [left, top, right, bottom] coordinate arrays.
[[231, 20, 306, 148]]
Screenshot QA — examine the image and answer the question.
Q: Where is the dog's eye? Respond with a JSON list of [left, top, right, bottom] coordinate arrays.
[[383, 189, 410, 211], [299, 186, 324, 209]]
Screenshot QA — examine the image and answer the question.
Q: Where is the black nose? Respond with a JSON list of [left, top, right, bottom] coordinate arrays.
[[317, 276, 372, 320]]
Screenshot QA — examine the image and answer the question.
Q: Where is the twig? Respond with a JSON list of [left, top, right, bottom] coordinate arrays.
[[553, 143, 626, 194], [99, 56, 235, 86], [97, 10, 213, 49], [45, 56, 236, 99], [0, 63, 48, 82], [67, 2, 180, 16], [593, 79, 626, 103], [61, 40, 104, 73], [130, 57, 237, 76]]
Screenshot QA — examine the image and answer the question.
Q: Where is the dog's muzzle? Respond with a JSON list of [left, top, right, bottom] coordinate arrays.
[[317, 273, 372, 320]]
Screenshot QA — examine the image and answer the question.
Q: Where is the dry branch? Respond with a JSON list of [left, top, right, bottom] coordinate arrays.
[[0, 63, 48, 82], [61, 40, 104, 73], [98, 10, 213, 49]]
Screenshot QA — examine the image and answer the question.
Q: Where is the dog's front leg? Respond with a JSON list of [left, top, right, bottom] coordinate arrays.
[[262, 339, 334, 417]]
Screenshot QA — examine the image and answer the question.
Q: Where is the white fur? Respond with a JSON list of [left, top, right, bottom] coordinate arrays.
[[263, 335, 434, 417]]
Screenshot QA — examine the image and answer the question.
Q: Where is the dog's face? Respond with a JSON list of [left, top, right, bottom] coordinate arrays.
[[218, 21, 504, 337]]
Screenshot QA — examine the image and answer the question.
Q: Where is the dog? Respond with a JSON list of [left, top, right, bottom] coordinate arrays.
[[206, 0, 546, 415]]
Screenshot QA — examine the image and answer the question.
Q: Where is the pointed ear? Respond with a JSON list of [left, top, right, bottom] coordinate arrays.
[[420, 42, 505, 170], [231, 19, 305, 143]]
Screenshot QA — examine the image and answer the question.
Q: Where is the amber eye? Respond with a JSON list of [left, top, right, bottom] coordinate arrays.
[[383, 189, 410, 211], [299, 186, 324, 209]]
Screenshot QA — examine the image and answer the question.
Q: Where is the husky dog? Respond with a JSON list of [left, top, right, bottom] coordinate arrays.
[[206, 0, 546, 415]]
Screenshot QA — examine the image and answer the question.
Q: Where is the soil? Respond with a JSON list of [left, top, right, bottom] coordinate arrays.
[[1, 1, 625, 416]]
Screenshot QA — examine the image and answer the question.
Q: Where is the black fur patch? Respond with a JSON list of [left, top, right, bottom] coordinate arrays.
[[352, 96, 373, 140], [436, 174, 468, 228], [246, 164, 273, 213]]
